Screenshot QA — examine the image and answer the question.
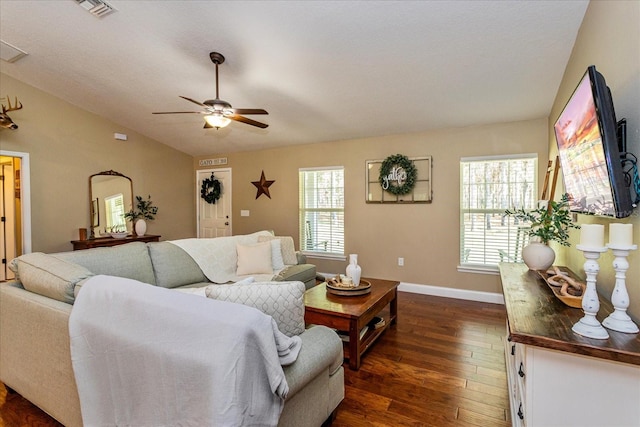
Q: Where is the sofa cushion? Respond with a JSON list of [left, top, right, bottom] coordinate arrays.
[[14, 252, 93, 304], [274, 264, 316, 284], [53, 242, 156, 285], [236, 242, 273, 275], [258, 235, 298, 265], [205, 281, 306, 337], [147, 242, 207, 288]]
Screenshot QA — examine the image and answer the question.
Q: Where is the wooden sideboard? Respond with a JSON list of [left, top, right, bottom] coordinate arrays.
[[70, 234, 161, 250], [499, 263, 640, 427]]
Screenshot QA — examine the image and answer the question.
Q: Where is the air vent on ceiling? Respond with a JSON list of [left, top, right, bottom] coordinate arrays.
[[76, 0, 116, 18], [0, 40, 28, 63]]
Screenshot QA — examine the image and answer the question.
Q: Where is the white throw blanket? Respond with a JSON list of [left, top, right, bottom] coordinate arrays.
[[69, 275, 292, 426], [168, 231, 278, 283]]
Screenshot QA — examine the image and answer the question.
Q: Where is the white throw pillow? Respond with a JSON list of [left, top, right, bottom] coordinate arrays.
[[258, 235, 298, 265], [236, 242, 273, 275], [269, 239, 285, 270]]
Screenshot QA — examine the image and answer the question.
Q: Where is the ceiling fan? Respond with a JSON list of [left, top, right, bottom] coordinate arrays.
[[153, 52, 268, 129]]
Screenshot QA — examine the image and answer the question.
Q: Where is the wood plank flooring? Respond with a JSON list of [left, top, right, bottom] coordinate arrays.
[[0, 291, 510, 427]]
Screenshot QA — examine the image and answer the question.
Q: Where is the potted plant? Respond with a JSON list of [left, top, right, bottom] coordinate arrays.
[[505, 193, 580, 270], [124, 195, 158, 236]]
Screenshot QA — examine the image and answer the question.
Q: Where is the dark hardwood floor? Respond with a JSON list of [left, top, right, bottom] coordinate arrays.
[[0, 291, 510, 427]]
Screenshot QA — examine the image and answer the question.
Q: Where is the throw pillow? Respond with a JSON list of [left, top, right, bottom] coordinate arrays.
[[269, 239, 285, 270], [15, 252, 94, 304], [236, 242, 273, 275], [206, 281, 306, 337], [258, 235, 298, 265]]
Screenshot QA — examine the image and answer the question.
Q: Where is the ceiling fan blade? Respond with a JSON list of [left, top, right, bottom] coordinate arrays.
[[179, 96, 208, 108], [228, 114, 269, 129], [229, 108, 268, 115], [152, 111, 204, 114]]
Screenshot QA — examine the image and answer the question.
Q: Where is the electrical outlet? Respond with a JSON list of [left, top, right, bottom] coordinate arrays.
[[398, 257, 404, 266]]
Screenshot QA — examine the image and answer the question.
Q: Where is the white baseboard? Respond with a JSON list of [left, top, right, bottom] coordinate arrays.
[[398, 282, 504, 305], [317, 272, 505, 305]]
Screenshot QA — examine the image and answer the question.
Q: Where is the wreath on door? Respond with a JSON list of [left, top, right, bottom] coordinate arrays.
[[201, 173, 222, 204]]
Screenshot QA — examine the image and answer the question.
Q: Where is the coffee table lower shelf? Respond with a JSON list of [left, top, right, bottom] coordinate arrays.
[[304, 278, 399, 370], [340, 312, 396, 365]]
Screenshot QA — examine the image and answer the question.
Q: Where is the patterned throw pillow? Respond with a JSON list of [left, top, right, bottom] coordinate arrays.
[[206, 281, 306, 337], [258, 235, 298, 265]]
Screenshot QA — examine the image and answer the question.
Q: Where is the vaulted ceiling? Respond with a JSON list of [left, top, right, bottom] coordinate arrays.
[[0, 0, 589, 156]]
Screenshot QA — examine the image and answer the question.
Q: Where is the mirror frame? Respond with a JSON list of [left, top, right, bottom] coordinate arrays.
[[89, 170, 133, 238]]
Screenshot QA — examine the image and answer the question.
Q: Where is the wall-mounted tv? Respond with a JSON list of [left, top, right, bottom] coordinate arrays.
[[553, 65, 633, 218]]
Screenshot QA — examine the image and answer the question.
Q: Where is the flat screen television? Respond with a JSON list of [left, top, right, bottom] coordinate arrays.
[[553, 65, 633, 218]]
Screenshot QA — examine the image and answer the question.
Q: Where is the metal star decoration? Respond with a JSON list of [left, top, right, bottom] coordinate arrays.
[[251, 170, 275, 199]]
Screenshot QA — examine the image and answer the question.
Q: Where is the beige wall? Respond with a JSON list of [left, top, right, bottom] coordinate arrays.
[[196, 118, 548, 294], [0, 73, 196, 253], [549, 0, 640, 320]]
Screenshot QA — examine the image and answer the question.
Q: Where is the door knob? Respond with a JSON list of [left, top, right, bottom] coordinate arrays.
[[225, 222, 229, 226]]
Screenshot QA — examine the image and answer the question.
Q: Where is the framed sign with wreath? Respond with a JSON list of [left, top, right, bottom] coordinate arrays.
[[365, 155, 432, 203]]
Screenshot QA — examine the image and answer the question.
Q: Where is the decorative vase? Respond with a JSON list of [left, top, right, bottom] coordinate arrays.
[[346, 254, 362, 286], [521, 242, 555, 271], [134, 219, 147, 236]]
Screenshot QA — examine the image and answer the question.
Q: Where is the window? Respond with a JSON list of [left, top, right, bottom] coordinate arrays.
[[460, 155, 537, 269], [104, 193, 126, 230], [299, 167, 344, 258]]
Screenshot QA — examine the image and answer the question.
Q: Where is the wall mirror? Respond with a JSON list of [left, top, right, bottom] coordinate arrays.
[[89, 170, 133, 237]]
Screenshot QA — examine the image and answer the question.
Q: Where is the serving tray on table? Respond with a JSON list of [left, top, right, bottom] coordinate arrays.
[[326, 279, 372, 296]]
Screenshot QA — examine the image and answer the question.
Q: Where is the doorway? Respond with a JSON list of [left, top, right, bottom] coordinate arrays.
[[0, 151, 31, 280], [197, 168, 232, 238]]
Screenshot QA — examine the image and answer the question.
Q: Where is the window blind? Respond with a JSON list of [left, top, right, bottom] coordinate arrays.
[[460, 155, 537, 267], [299, 167, 344, 256], [105, 193, 126, 229]]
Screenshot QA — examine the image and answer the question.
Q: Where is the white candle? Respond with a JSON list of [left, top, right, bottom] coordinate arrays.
[[580, 224, 604, 248], [609, 223, 633, 246]]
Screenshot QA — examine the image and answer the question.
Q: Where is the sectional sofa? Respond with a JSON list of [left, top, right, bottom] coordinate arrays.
[[0, 232, 344, 426]]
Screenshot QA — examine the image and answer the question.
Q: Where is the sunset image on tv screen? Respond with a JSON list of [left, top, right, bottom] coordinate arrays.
[[554, 74, 614, 216]]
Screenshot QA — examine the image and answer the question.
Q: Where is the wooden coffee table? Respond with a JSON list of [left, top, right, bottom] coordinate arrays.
[[304, 277, 399, 370]]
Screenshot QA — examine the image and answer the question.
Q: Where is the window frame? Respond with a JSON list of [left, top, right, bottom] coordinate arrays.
[[104, 193, 126, 230], [459, 154, 538, 273], [299, 166, 345, 261]]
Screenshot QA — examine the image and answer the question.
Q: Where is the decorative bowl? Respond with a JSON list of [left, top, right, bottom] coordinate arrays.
[[110, 232, 129, 239]]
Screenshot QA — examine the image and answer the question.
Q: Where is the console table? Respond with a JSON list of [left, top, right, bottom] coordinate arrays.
[[499, 263, 640, 427], [70, 234, 161, 250]]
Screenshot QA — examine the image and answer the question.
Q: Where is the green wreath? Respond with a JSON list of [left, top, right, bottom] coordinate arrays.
[[379, 154, 417, 195], [201, 173, 222, 204]]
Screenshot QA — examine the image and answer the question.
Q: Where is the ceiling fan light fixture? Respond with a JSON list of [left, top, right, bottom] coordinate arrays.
[[204, 114, 231, 129]]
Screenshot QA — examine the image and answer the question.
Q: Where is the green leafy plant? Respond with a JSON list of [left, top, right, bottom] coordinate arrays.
[[124, 195, 158, 222], [505, 193, 580, 246]]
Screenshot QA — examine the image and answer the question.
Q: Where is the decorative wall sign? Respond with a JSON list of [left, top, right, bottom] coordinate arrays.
[[251, 170, 275, 199], [379, 154, 417, 195], [366, 156, 432, 203]]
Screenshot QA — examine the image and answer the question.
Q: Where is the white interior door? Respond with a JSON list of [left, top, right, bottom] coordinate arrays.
[[197, 168, 231, 238]]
